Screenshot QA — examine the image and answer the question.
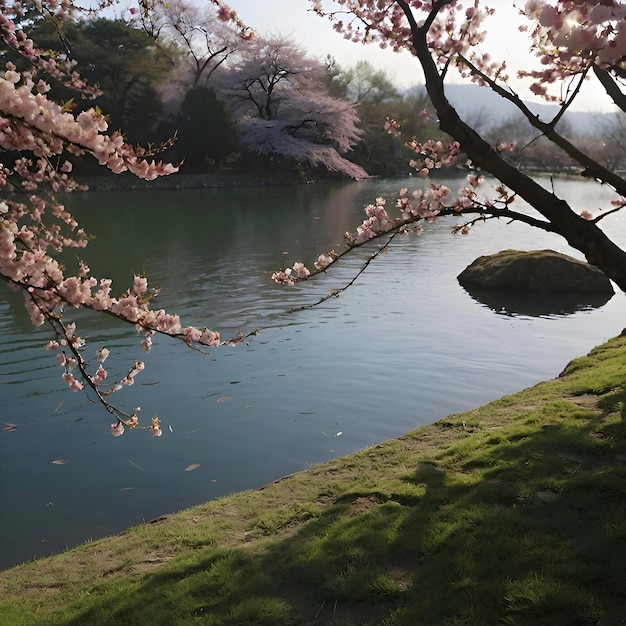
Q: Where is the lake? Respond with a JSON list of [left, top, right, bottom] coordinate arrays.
[[1, 175, 624, 569]]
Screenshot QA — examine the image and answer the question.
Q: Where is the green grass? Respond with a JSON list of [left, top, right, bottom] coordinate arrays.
[[1, 336, 626, 625]]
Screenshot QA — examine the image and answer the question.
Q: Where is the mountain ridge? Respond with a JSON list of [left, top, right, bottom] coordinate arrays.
[[417, 83, 613, 134]]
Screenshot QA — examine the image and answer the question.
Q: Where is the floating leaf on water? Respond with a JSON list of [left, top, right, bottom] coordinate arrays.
[[216, 397, 230, 403], [185, 463, 200, 472], [52, 459, 69, 465], [2, 423, 17, 432]]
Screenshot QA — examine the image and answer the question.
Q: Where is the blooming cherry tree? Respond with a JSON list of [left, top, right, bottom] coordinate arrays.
[[273, 0, 626, 292], [219, 35, 368, 179]]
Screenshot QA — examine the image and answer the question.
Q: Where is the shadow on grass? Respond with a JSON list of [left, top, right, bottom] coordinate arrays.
[[67, 409, 626, 625]]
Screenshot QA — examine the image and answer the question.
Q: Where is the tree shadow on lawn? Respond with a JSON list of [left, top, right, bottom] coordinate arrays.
[[68, 411, 626, 626]]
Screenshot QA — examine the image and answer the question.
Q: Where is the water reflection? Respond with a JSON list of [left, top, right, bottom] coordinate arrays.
[[1, 176, 625, 570], [461, 286, 614, 318]]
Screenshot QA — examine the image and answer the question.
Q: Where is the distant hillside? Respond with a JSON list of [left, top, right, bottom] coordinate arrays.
[[413, 84, 612, 135]]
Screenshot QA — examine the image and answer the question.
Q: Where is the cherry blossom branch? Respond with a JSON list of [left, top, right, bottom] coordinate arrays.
[[587, 200, 626, 224], [30, 297, 150, 431], [286, 232, 401, 312], [0, 47, 218, 435], [273, 174, 561, 295]]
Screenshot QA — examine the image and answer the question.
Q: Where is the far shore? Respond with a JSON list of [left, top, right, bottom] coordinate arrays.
[[75, 169, 327, 191], [75, 166, 591, 193]]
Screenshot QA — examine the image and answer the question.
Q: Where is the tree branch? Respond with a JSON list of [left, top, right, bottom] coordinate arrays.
[[593, 64, 626, 114], [458, 54, 626, 197], [288, 232, 401, 312]]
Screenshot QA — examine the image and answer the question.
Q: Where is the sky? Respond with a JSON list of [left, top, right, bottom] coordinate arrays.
[[225, 0, 615, 113]]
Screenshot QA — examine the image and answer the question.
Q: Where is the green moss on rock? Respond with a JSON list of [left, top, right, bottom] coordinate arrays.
[[458, 249, 614, 294]]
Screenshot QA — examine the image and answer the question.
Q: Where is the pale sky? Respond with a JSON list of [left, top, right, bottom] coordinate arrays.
[[226, 0, 615, 113]]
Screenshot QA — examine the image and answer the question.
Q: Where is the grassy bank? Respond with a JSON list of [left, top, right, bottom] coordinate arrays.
[[1, 336, 626, 625]]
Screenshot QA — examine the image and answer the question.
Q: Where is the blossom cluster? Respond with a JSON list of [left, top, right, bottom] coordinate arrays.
[[348, 197, 393, 245], [405, 137, 462, 179], [521, 0, 626, 99], [309, 0, 492, 69]]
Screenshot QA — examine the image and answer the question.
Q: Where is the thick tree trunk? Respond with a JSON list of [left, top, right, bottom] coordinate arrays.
[[404, 4, 626, 292]]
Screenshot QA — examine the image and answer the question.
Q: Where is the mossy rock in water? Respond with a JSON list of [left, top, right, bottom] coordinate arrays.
[[457, 249, 614, 294]]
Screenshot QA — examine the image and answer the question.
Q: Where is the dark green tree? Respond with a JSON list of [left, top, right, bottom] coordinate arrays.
[[324, 54, 350, 99], [24, 16, 173, 145], [177, 86, 238, 170]]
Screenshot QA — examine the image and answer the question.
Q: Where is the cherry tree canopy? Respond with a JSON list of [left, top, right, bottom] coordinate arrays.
[[219, 35, 367, 178]]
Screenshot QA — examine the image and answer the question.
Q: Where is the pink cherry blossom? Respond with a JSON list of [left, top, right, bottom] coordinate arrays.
[[293, 262, 310, 279], [62, 372, 84, 392], [314, 254, 334, 270], [272, 268, 295, 286]]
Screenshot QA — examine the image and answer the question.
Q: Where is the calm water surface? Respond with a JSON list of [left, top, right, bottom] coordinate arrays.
[[1, 176, 624, 569]]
